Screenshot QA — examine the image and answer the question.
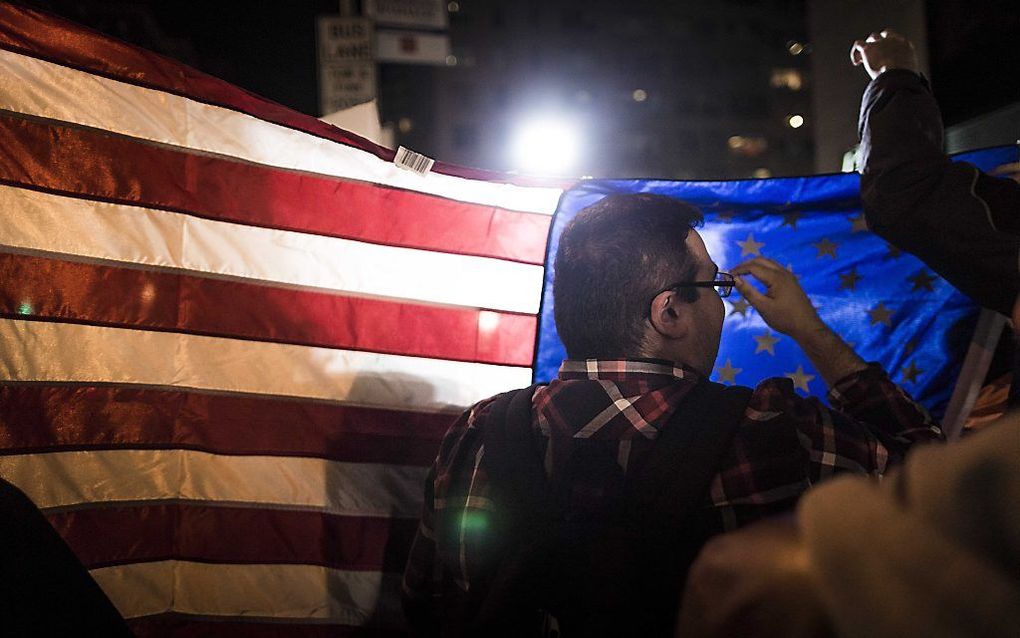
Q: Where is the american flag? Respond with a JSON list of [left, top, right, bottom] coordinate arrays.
[[0, 4, 1014, 636], [0, 5, 562, 635]]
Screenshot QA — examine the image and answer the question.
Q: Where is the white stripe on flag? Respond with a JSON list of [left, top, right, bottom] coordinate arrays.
[[0, 319, 533, 410], [0, 48, 562, 215], [0, 185, 544, 314], [91, 560, 403, 624], [0, 449, 427, 516]]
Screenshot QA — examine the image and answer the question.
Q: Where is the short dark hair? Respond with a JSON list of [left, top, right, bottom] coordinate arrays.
[[552, 193, 704, 359]]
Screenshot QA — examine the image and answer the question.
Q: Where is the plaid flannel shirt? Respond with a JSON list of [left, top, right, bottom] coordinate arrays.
[[402, 358, 942, 631]]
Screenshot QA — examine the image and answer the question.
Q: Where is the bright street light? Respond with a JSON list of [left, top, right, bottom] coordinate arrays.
[[510, 116, 582, 175]]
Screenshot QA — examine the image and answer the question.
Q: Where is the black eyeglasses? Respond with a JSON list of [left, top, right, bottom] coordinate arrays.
[[661, 272, 735, 299]]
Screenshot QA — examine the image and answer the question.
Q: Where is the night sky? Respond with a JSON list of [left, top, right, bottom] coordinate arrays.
[[34, 0, 336, 115], [31, 0, 1020, 126]]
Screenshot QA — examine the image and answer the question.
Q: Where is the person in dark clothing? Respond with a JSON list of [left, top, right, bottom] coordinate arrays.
[[853, 29, 1020, 316], [402, 193, 941, 637], [0, 477, 132, 636]]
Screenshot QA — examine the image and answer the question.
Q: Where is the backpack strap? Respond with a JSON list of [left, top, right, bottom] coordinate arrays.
[[599, 380, 753, 636], [470, 384, 552, 637], [554, 380, 754, 637], [629, 380, 753, 527], [482, 384, 551, 525]]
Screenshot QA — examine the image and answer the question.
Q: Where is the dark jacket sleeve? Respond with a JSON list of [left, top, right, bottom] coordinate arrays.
[[858, 69, 1020, 315], [0, 478, 132, 636]]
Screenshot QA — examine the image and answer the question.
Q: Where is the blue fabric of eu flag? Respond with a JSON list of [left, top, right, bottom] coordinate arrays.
[[534, 145, 1018, 417]]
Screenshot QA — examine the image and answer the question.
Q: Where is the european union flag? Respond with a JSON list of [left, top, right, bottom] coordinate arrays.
[[535, 145, 1019, 416]]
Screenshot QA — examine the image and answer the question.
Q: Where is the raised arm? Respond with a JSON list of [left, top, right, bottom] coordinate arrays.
[[852, 30, 1020, 315]]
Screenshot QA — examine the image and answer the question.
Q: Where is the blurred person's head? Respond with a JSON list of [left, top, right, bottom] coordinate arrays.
[[553, 193, 724, 375], [680, 411, 1020, 638]]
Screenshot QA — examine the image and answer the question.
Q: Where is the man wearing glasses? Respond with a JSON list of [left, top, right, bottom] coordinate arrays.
[[403, 193, 941, 637]]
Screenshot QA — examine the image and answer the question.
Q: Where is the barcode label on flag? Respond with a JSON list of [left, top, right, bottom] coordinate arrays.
[[394, 146, 435, 176]]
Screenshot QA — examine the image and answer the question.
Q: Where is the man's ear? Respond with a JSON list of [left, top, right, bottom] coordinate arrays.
[[648, 289, 690, 340]]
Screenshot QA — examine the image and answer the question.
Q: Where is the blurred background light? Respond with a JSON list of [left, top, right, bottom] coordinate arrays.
[[727, 135, 768, 157], [511, 115, 582, 175], [770, 68, 803, 91]]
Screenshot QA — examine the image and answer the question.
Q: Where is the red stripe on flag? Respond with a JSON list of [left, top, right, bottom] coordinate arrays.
[[0, 4, 565, 189], [129, 616, 407, 638], [0, 253, 537, 367], [0, 386, 450, 466], [0, 116, 550, 265], [49, 505, 417, 572]]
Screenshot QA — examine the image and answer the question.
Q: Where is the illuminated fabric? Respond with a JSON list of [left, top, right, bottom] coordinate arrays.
[[0, 4, 1014, 635], [537, 145, 1018, 415], [0, 5, 561, 635]]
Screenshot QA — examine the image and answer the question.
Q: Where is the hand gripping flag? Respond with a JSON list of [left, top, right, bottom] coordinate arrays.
[[0, 4, 1015, 636]]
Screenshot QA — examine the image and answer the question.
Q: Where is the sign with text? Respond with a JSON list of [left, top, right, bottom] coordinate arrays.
[[365, 0, 448, 30], [316, 16, 376, 114], [317, 16, 373, 64], [319, 63, 377, 113]]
